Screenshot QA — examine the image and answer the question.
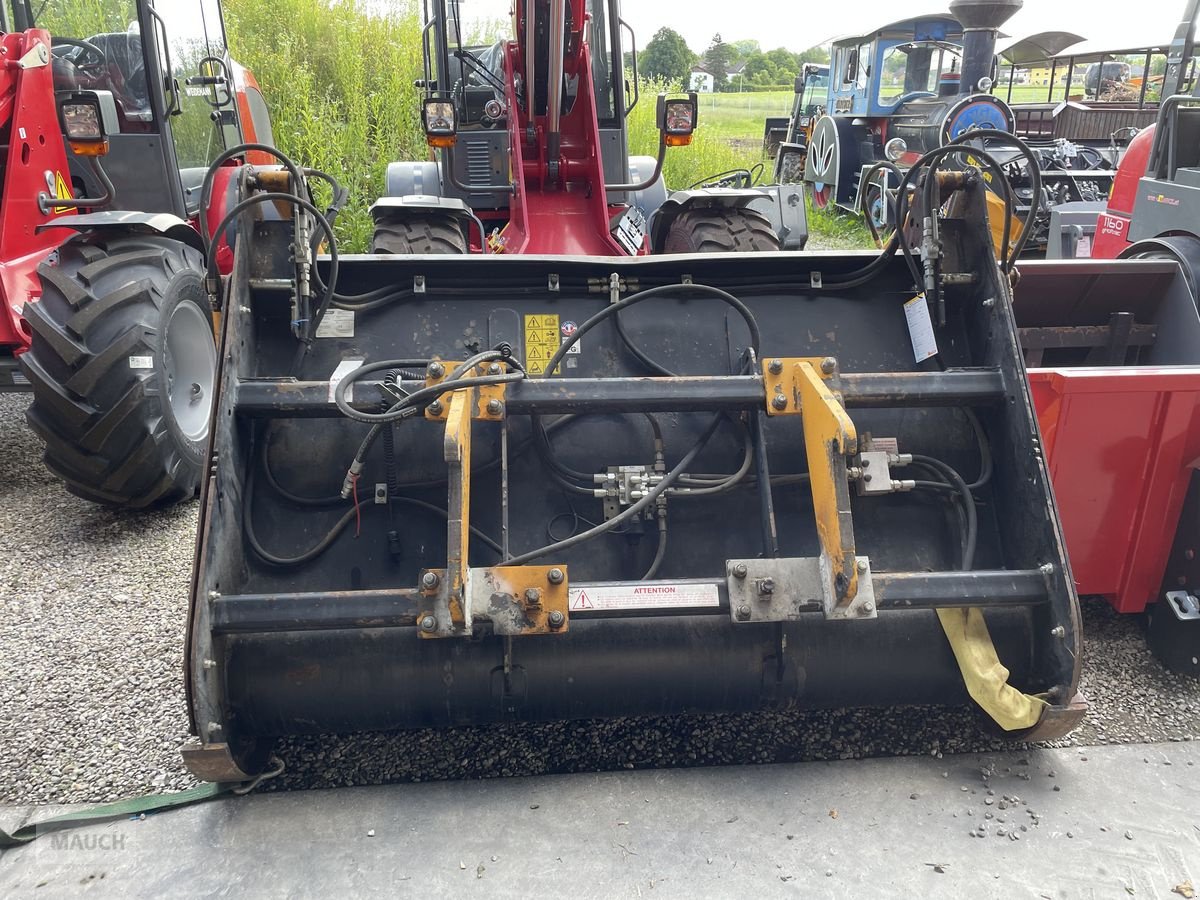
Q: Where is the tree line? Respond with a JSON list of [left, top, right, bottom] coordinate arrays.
[[638, 28, 829, 91]]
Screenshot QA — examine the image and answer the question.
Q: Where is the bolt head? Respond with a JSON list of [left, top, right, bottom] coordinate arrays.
[[772, 395, 788, 411], [820, 357, 837, 375], [547, 567, 565, 584], [1050, 625, 1066, 638], [427, 361, 445, 378], [524, 587, 542, 604], [419, 615, 438, 633], [735, 605, 751, 621], [856, 559, 868, 574], [421, 571, 440, 590], [208, 590, 221, 600], [428, 400, 443, 415], [862, 600, 875, 614], [548, 610, 566, 628], [486, 399, 503, 415], [768, 358, 784, 374], [732, 563, 748, 579], [488, 362, 502, 375], [757, 578, 775, 595]]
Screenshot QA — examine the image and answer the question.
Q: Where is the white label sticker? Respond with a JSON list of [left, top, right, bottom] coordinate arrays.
[[568, 583, 720, 612], [316, 308, 355, 338], [329, 358, 364, 403], [903, 294, 938, 363], [562, 336, 581, 355], [129, 355, 154, 370], [18, 127, 26, 140], [1074, 235, 1093, 259]]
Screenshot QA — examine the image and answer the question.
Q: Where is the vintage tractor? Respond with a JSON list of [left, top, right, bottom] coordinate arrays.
[[177, 0, 1095, 783], [0, 0, 272, 507], [765, 62, 828, 172]]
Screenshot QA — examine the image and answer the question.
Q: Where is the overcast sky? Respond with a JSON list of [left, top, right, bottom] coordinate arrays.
[[618, 1, 1193, 55]]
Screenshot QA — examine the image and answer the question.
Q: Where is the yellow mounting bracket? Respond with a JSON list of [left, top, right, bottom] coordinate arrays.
[[416, 374, 569, 638], [424, 359, 508, 421], [763, 357, 868, 615]]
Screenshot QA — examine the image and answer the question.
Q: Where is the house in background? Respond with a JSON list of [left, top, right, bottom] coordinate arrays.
[[689, 65, 714, 93]]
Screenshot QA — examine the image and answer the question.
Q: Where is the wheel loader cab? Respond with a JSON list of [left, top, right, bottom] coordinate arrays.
[[11, 0, 251, 219], [375, 0, 805, 256]]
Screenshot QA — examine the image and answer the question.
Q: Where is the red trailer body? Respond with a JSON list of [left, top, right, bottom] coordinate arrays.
[[1015, 259, 1200, 615]]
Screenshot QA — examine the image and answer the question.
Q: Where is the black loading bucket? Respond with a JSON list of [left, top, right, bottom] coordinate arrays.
[[183, 186, 1083, 780]]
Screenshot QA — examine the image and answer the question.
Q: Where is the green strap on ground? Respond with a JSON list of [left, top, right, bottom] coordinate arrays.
[[0, 782, 238, 848]]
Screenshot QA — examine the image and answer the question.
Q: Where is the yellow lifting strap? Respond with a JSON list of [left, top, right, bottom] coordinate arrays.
[[936, 607, 1049, 731]]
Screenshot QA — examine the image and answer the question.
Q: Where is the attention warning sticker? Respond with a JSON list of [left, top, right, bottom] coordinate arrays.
[[524, 313, 560, 375], [568, 583, 720, 612]]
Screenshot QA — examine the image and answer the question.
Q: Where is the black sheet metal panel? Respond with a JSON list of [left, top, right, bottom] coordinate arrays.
[[185, 188, 1080, 774]]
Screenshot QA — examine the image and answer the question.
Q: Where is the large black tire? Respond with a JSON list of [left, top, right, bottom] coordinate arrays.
[[19, 234, 216, 508], [663, 207, 782, 254], [371, 213, 467, 254], [1118, 235, 1200, 308]]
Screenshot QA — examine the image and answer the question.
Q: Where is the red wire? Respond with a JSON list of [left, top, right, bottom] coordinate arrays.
[[350, 474, 361, 537]]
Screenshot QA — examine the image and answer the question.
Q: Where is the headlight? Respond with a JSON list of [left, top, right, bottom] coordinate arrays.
[[57, 90, 118, 156], [658, 93, 699, 146], [885, 137, 908, 162], [422, 99, 458, 147]]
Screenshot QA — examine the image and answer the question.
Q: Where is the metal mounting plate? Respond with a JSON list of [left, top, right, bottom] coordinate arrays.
[[424, 360, 507, 421], [418, 566, 570, 637], [726, 556, 876, 621]]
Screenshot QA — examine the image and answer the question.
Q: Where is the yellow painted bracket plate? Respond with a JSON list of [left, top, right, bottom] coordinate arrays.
[[762, 357, 862, 608], [417, 565, 570, 638], [424, 360, 507, 421]]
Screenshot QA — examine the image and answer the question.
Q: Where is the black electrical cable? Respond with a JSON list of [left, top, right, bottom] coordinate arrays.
[[504, 414, 724, 566], [949, 131, 1043, 264], [859, 159, 905, 249], [642, 517, 668, 581], [912, 454, 977, 570], [198, 143, 306, 252]]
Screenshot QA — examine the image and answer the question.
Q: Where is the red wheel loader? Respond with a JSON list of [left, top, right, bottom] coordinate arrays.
[[179, 0, 1091, 782], [0, 0, 272, 507]]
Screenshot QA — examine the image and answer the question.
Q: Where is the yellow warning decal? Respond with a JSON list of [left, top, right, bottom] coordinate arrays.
[[52, 171, 73, 214], [524, 313, 559, 375]]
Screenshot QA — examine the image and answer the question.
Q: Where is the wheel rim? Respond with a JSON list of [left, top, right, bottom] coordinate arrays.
[[812, 184, 833, 208], [867, 187, 887, 229], [163, 301, 216, 442]]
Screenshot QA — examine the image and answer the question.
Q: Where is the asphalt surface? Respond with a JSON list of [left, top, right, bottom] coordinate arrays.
[[1, 393, 1198, 806]]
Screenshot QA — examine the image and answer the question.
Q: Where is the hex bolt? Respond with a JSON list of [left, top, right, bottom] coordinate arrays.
[[820, 357, 837, 375], [863, 474, 873, 483], [732, 563, 748, 579], [208, 590, 221, 601], [548, 610, 566, 629], [1050, 625, 1066, 639], [861, 458, 870, 468], [856, 559, 868, 574], [1039, 562, 1056, 577], [524, 587, 542, 605], [428, 399, 443, 415], [486, 399, 504, 416], [488, 362, 502, 375], [757, 578, 775, 595], [772, 395, 788, 411], [419, 615, 438, 633], [768, 358, 784, 374], [427, 361, 445, 378], [207, 722, 223, 733], [735, 605, 751, 621], [547, 568, 565, 584], [421, 571, 440, 590], [862, 600, 875, 614], [202, 658, 217, 670]]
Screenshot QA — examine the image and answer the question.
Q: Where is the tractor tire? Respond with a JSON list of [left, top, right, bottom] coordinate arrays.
[[663, 207, 781, 254], [1118, 235, 1200, 308], [776, 148, 806, 184], [371, 213, 467, 254], [19, 234, 216, 508]]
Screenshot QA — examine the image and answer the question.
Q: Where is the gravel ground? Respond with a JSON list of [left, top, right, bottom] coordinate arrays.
[[1, 392, 1197, 805]]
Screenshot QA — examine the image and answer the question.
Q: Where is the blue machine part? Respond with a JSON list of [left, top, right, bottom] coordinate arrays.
[[946, 98, 1012, 140]]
